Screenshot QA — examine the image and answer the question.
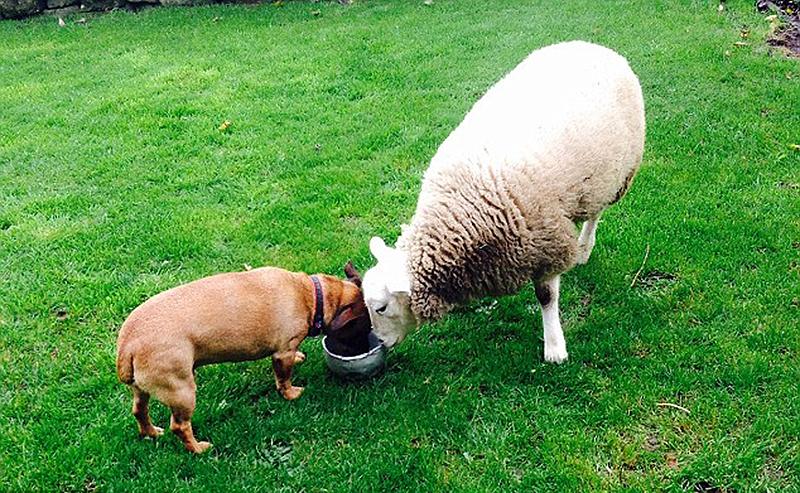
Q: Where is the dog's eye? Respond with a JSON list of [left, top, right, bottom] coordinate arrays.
[[375, 305, 388, 315]]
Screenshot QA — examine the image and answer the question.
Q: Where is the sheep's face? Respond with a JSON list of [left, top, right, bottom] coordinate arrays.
[[362, 237, 417, 348]]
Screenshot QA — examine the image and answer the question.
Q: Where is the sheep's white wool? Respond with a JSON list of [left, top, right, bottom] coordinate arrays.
[[416, 40, 644, 222], [365, 41, 645, 357]]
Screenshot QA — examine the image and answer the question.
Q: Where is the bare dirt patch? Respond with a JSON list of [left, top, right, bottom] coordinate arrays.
[[758, 0, 800, 56]]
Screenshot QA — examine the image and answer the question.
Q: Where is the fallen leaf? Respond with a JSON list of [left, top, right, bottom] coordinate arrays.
[[733, 41, 749, 47], [424, 0, 433, 4], [766, 15, 780, 36], [311, 9, 321, 15], [666, 453, 678, 469], [724, 50, 731, 56], [75, 17, 86, 24], [790, 144, 800, 151], [58, 17, 66, 27], [218, 120, 232, 132], [212, 16, 221, 22], [717, 2, 724, 12], [644, 435, 660, 451], [243, 263, 253, 271]]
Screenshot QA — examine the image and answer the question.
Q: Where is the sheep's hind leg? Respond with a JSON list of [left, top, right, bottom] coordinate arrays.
[[576, 213, 601, 265], [535, 276, 568, 364]]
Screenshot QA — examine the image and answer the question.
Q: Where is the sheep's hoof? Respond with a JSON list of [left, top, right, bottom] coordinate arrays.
[[544, 345, 568, 364]]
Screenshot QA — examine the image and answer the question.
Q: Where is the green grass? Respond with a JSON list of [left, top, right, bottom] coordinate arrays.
[[1, 0, 799, 491]]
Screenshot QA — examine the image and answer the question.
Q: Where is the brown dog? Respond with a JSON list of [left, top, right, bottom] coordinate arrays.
[[116, 262, 369, 453]]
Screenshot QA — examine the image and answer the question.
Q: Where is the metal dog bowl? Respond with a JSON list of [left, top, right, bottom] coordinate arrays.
[[322, 333, 386, 379]]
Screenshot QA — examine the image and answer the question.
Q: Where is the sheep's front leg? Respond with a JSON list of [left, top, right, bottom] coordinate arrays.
[[576, 213, 601, 265], [535, 275, 568, 363]]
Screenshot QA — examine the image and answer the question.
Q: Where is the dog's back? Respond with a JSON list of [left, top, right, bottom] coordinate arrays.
[[116, 267, 305, 383]]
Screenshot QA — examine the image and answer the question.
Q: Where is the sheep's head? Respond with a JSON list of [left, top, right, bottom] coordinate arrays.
[[362, 236, 417, 348]]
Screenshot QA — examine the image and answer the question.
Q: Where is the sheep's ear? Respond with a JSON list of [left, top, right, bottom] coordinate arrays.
[[369, 237, 389, 260], [370, 236, 410, 293]]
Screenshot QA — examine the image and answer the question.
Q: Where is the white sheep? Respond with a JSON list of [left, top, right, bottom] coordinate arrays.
[[362, 41, 645, 363]]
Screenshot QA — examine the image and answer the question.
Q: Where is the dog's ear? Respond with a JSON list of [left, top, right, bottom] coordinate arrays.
[[344, 260, 362, 287], [329, 303, 371, 340]]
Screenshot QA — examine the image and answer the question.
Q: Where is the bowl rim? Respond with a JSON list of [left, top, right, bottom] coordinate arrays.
[[321, 334, 385, 362]]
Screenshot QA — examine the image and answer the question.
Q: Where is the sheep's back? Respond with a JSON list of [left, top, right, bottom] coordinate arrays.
[[425, 40, 645, 221]]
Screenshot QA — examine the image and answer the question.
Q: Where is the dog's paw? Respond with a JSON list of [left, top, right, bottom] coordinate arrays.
[[544, 344, 568, 364], [293, 352, 306, 364], [140, 425, 164, 439], [188, 441, 212, 454], [280, 386, 304, 401]]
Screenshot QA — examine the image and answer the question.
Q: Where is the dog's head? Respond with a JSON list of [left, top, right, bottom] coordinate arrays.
[[327, 261, 372, 344]]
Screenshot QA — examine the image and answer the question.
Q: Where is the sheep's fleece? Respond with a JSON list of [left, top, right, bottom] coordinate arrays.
[[364, 41, 645, 358]]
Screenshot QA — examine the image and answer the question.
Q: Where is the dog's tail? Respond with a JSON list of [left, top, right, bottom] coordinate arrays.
[[116, 347, 135, 385], [116, 327, 135, 385]]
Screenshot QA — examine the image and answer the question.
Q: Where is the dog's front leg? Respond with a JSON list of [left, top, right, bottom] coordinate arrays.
[[272, 352, 304, 400]]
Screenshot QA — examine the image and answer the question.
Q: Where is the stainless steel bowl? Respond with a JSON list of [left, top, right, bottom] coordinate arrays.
[[322, 332, 386, 379]]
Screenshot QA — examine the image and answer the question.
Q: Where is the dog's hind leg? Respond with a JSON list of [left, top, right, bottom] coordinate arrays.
[[158, 377, 211, 454], [132, 386, 163, 439]]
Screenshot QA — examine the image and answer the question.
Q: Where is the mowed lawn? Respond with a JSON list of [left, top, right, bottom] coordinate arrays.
[[1, 0, 799, 491]]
